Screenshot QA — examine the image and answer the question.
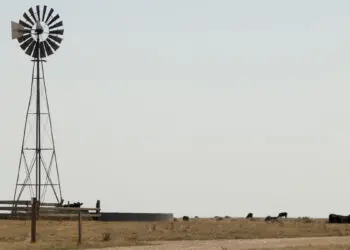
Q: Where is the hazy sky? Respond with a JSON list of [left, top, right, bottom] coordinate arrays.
[[0, 0, 350, 218]]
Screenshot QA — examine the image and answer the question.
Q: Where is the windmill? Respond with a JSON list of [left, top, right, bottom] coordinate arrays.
[[11, 5, 64, 207]]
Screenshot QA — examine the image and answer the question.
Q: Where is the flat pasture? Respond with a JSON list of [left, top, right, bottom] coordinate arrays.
[[0, 217, 349, 249]]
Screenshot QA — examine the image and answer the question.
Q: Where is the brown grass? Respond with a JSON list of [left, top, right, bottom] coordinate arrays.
[[260, 245, 350, 250], [0, 217, 349, 249]]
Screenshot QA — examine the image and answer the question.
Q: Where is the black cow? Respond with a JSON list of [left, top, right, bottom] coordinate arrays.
[[182, 216, 189, 221], [63, 201, 83, 208], [329, 214, 350, 224], [329, 214, 338, 223], [246, 213, 253, 219], [72, 202, 83, 208], [278, 212, 288, 218]]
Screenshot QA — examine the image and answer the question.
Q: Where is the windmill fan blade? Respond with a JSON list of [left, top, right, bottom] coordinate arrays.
[[28, 8, 37, 23], [39, 42, 46, 58], [45, 8, 54, 23], [43, 41, 53, 56], [32, 42, 39, 58], [49, 29, 64, 35], [20, 29, 31, 34], [19, 20, 32, 29], [17, 34, 31, 43], [46, 38, 59, 51], [42, 5, 47, 22], [47, 14, 60, 26], [23, 12, 34, 25], [48, 35, 62, 44], [49, 21, 63, 30], [20, 38, 33, 51], [36, 5, 41, 21], [25, 40, 36, 56]]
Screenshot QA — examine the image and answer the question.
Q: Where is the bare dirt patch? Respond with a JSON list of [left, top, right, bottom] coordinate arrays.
[[92, 236, 350, 249]]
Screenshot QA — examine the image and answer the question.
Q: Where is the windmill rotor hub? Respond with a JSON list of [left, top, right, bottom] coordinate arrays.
[[36, 28, 43, 34], [35, 22, 44, 35], [33, 22, 48, 42]]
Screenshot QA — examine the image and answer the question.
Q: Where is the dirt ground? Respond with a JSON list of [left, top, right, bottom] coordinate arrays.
[[1, 218, 350, 249], [92, 236, 350, 249]]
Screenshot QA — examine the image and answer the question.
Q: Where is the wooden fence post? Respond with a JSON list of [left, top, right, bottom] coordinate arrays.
[[31, 198, 37, 243], [96, 200, 100, 214], [36, 199, 40, 221], [78, 211, 82, 244]]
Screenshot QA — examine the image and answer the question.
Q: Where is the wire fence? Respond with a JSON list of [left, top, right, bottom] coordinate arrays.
[[0, 198, 101, 244]]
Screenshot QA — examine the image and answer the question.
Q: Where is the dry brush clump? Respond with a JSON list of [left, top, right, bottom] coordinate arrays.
[[101, 232, 111, 241]]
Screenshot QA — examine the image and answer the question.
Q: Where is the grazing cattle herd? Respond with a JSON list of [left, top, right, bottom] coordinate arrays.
[[179, 212, 350, 224], [245, 212, 288, 222], [55, 201, 83, 208], [180, 212, 290, 222]]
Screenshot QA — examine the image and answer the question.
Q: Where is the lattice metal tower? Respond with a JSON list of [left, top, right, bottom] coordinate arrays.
[[11, 5, 64, 205]]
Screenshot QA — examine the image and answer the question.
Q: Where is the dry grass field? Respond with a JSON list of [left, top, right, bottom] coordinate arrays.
[[1, 217, 350, 249]]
